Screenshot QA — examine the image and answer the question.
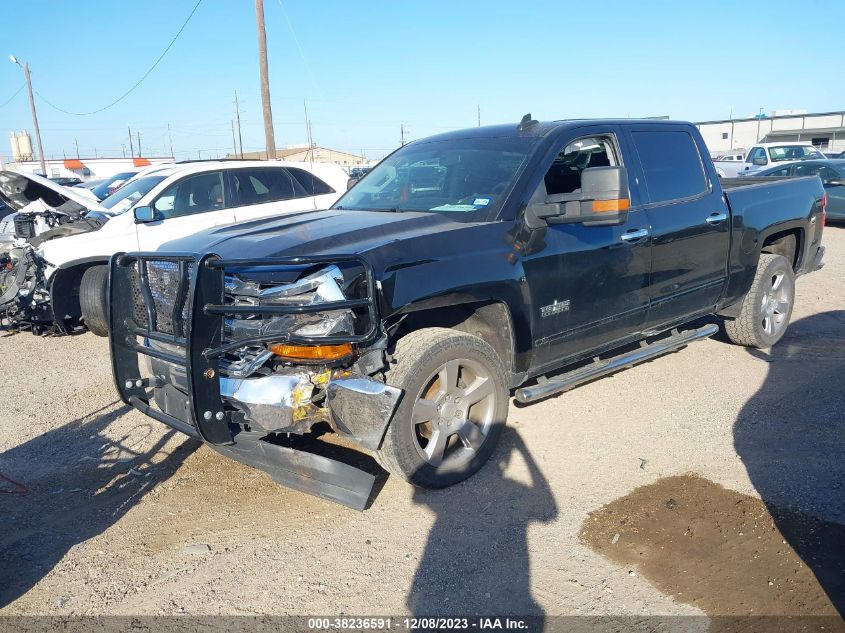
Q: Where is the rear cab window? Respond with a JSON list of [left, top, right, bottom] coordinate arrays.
[[630, 130, 709, 204]]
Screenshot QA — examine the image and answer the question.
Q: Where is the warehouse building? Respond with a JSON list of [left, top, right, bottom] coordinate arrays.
[[697, 110, 845, 156], [233, 144, 367, 166]]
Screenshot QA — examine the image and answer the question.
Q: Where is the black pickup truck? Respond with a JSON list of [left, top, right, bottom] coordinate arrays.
[[109, 117, 826, 509]]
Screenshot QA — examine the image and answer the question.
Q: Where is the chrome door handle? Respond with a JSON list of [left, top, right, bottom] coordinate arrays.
[[706, 212, 728, 225], [621, 228, 650, 243]]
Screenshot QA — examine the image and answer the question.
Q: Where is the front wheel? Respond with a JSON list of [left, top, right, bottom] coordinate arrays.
[[724, 253, 795, 348], [79, 265, 109, 337], [377, 327, 509, 489]]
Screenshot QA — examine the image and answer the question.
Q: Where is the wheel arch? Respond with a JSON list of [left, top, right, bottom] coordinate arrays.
[[49, 258, 109, 325], [388, 299, 521, 385], [760, 226, 803, 272]]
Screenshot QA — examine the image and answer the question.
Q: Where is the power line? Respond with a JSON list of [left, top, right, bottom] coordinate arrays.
[[0, 84, 25, 108], [33, 0, 204, 116], [275, 0, 320, 94]]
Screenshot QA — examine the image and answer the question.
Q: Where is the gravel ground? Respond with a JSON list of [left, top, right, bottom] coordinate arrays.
[[1, 226, 843, 620]]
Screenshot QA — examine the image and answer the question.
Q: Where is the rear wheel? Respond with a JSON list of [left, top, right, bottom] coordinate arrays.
[[79, 265, 109, 337], [724, 253, 795, 348], [377, 327, 509, 489]]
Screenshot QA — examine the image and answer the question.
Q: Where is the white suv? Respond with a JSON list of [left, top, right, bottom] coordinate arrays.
[[0, 160, 347, 335]]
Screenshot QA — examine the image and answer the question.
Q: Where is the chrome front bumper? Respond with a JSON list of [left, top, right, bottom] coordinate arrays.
[[224, 372, 402, 450], [149, 351, 402, 452]]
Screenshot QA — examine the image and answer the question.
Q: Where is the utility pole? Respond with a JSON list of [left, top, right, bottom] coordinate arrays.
[[74, 138, 80, 159], [122, 144, 126, 158], [9, 57, 47, 175], [231, 120, 238, 158], [167, 122, 174, 158], [234, 90, 244, 158], [256, 0, 276, 159], [128, 126, 134, 157], [137, 131, 142, 157], [400, 124, 406, 146], [303, 100, 314, 161], [477, 104, 481, 127]]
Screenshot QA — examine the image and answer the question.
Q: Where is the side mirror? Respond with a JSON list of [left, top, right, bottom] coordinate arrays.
[[753, 157, 767, 166], [532, 166, 630, 226], [133, 206, 158, 223], [346, 177, 361, 191]]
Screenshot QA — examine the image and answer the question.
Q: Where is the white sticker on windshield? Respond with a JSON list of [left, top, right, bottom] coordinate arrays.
[[473, 198, 491, 206], [430, 204, 478, 212]]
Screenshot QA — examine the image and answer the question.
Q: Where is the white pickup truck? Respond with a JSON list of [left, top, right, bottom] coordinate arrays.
[[0, 161, 347, 334], [714, 142, 826, 178]]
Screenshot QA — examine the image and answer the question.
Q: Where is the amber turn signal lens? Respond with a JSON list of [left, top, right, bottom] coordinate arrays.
[[268, 342, 353, 361], [592, 198, 630, 213]]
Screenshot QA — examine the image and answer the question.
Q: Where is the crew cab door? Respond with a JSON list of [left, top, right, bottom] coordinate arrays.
[[229, 166, 322, 223], [523, 126, 652, 369], [626, 125, 730, 329], [136, 170, 234, 250]]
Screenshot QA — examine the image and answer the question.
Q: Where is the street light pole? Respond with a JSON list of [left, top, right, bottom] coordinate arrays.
[[10, 56, 47, 176]]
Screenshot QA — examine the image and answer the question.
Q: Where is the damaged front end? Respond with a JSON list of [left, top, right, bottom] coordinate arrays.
[[0, 245, 54, 330], [109, 252, 402, 510]]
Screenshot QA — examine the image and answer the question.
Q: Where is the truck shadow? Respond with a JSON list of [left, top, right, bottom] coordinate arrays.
[[733, 309, 845, 616], [0, 402, 197, 608], [406, 430, 557, 622]]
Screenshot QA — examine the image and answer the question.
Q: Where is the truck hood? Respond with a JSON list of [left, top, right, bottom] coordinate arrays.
[[159, 208, 471, 263], [0, 171, 106, 216]]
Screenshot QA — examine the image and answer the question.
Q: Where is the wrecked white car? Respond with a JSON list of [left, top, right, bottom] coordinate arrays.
[[1, 162, 346, 334]]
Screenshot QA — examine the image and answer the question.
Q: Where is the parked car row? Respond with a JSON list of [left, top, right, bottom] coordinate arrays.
[[744, 158, 845, 221], [713, 142, 826, 178]]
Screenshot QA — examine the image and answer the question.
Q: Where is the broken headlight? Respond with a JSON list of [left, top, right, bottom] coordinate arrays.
[[224, 265, 355, 346]]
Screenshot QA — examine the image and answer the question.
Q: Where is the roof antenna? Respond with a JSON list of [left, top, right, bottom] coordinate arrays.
[[518, 113, 538, 132]]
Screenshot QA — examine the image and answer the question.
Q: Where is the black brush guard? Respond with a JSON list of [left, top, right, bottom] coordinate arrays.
[[108, 251, 381, 510]]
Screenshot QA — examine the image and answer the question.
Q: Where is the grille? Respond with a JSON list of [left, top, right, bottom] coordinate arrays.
[[14, 216, 35, 239], [129, 260, 194, 335]]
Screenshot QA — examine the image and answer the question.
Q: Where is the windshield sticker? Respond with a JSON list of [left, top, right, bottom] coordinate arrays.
[[429, 204, 479, 212], [473, 198, 491, 206]]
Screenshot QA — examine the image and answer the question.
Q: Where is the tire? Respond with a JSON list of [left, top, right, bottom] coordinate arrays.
[[724, 253, 795, 348], [79, 265, 109, 337], [377, 327, 509, 489]]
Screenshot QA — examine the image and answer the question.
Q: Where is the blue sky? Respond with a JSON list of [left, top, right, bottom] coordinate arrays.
[[2, 0, 843, 161]]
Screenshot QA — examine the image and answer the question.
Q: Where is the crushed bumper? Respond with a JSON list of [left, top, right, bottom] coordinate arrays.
[[109, 251, 392, 510]]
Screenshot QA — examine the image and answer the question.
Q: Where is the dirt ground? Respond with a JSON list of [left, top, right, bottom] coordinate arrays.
[[1, 226, 843, 625]]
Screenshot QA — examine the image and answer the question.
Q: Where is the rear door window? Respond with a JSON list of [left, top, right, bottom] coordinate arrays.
[[287, 168, 335, 195], [631, 130, 708, 204], [231, 167, 306, 206], [794, 164, 837, 181]]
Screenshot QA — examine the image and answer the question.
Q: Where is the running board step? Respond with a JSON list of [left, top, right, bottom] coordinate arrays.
[[514, 323, 719, 404]]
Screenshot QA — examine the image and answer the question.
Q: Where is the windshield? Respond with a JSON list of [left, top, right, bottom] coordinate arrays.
[[91, 172, 136, 200], [768, 146, 825, 162], [100, 175, 166, 213], [333, 136, 535, 222]]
